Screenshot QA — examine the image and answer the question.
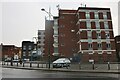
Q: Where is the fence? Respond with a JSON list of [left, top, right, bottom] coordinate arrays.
[[2, 61, 120, 70], [70, 62, 120, 70], [2, 61, 49, 68]]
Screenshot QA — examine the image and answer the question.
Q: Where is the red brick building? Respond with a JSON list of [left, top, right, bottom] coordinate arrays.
[[2, 44, 21, 60], [45, 7, 116, 63], [76, 7, 116, 63], [58, 10, 79, 60], [44, 19, 54, 60]]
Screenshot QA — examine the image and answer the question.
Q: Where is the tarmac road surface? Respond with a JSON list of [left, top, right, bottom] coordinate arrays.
[[2, 68, 119, 80]]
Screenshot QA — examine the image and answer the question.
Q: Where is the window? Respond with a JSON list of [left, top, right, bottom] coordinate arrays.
[[95, 21, 100, 29], [86, 21, 91, 29], [54, 19, 58, 25], [106, 43, 111, 49], [103, 12, 107, 19], [87, 30, 91, 38], [54, 38, 58, 43], [28, 52, 31, 56], [23, 46, 26, 50], [23, 52, 26, 56], [54, 30, 58, 34], [38, 32, 41, 35], [54, 47, 58, 53], [94, 12, 99, 19], [106, 33, 110, 39], [86, 12, 90, 19], [88, 43, 92, 49], [28, 46, 32, 50], [97, 33, 101, 39], [98, 43, 102, 49], [104, 21, 108, 29]]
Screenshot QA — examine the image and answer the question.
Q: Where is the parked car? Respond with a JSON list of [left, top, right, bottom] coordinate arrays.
[[4, 58, 11, 62], [22, 58, 30, 62], [12, 59, 20, 62], [52, 58, 71, 68]]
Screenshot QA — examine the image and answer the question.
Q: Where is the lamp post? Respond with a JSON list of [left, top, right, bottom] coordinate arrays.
[[41, 8, 53, 69]]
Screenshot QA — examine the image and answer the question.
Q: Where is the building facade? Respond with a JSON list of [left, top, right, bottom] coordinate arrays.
[[53, 17, 59, 56], [45, 7, 116, 63], [44, 19, 54, 61], [76, 7, 116, 62], [58, 10, 79, 62], [21, 41, 34, 61], [37, 30, 45, 55], [115, 35, 120, 62], [2, 44, 21, 61]]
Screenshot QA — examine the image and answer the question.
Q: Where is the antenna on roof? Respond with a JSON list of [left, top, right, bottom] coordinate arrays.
[[80, 3, 83, 7], [81, 3, 86, 7], [56, 4, 60, 10]]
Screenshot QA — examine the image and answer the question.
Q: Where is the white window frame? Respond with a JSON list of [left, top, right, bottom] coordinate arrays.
[[94, 12, 99, 19], [86, 12, 90, 19], [98, 43, 102, 48], [104, 21, 108, 29], [86, 21, 91, 29], [103, 12, 107, 19]]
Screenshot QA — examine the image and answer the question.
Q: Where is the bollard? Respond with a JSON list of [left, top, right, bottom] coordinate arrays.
[[11, 62, 13, 66], [92, 62, 95, 70], [79, 62, 81, 69], [30, 62, 32, 67], [23, 62, 24, 67], [11, 61, 13, 66], [37, 63, 39, 68], [17, 62, 18, 66], [108, 62, 110, 70], [3, 62, 5, 65]]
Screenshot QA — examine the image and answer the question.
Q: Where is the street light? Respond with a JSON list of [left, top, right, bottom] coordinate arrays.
[[41, 8, 53, 20], [41, 8, 53, 69]]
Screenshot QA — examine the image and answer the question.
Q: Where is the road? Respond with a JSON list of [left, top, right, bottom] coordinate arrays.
[[2, 68, 119, 80]]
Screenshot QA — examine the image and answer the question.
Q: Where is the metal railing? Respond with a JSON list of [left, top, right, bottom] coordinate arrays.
[[2, 61, 120, 70]]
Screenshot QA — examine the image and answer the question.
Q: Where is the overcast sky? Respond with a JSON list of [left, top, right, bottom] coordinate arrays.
[[0, 0, 119, 47]]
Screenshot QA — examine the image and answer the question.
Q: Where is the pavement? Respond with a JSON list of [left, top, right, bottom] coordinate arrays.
[[2, 65, 120, 74]]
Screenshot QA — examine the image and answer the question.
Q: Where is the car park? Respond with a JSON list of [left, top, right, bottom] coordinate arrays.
[[52, 58, 71, 68]]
